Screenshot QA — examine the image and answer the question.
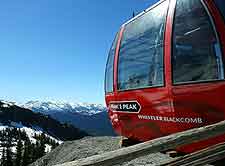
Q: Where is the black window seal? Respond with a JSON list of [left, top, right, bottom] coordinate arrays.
[[213, 0, 225, 25]]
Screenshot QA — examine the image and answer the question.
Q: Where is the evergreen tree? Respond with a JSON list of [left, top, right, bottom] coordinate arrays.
[[39, 133, 46, 157], [1, 148, 6, 166], [15, 137, 23, 166], [29, 143, 36, 163], [33, 140, 41, 161], [51, 141, 59, 150], [5, 134, 13, 166], [22, 139, 32, 166], [6, 144, 13, 166], [40, 139, 46, 157], [0, 126, 60, 166]]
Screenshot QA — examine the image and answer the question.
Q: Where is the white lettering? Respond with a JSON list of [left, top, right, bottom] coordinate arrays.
[[198, 118, 203, 124], [110, 104, 119, 110], [132, 104, 137, 110], [190, 118, 198, 124], [185, 118, 190, 123], [138, 115, 203, 124]]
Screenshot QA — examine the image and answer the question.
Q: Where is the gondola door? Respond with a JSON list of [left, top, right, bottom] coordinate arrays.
[[171, 0, 225, 153]]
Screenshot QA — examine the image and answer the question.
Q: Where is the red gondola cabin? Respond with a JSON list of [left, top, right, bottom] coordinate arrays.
[[105, 0, 225, 153]]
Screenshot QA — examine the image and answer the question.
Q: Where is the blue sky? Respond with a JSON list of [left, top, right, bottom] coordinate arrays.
[[0, 0, 158, 104]]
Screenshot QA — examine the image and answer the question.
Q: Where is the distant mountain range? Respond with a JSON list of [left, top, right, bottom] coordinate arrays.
[[20, 101, 105, 116], [0, 101, 88, 141], [0, 100, 116, 165], [20, 101, 115, 136], [0, 100, 93, 165]]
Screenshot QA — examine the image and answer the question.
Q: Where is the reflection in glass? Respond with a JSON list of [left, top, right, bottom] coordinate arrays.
[[118, 0, 169, 90], [105, 32, 119, 93], [172, 0, 224, 84]]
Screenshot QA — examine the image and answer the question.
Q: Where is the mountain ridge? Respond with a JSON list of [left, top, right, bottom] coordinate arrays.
[[20, 100, 106, 116], [18, 100, 115, 136], [0, 101, 89, 141]]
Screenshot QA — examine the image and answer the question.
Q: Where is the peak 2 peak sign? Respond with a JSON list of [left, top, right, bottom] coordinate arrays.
[[109, 101, 141, 113]]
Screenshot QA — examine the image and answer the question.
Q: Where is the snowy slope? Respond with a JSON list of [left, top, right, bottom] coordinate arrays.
[[1, 100, 114, 136], [0, 122, 62, 144], [18, 100, 115, 136], [0, 100, 89, 140], [5, 121, 62, 144], [0, 122, 62, 159]]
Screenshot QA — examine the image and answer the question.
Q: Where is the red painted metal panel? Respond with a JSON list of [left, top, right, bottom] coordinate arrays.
[[106, 0, 173, 142], [175, 0, 225, 153], [105, 0, 225, 154]]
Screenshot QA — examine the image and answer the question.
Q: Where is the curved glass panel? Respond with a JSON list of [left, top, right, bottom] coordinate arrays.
[[118, 0, 169, 91], [172, 0, 224, 84], [105, 32, 119, 93]]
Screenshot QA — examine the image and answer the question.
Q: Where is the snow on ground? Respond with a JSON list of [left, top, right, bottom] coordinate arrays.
[[0, 122, 63, 160], [11, 146, 16, 154], [20, 100, 106, 116], [0, 122, 62, 144], [0, 100, 15, 108], [45, 144, 52, 153], [0, 139, 17, 159]]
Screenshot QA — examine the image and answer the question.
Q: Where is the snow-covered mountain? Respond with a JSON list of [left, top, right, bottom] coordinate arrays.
[[0, 100, 92, 165], [0, 100, 89, 140], [2, 122, 61, 142], [20, 101, 106, 116], [0, 122, 62, 165], [0, 122, 62, 154], [19, 101, 115, 136]]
